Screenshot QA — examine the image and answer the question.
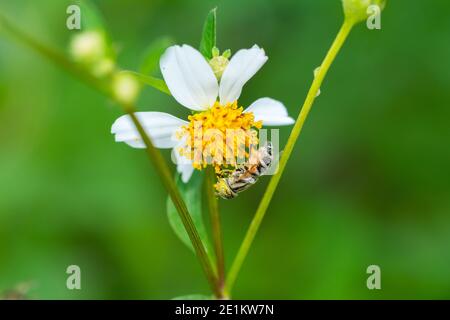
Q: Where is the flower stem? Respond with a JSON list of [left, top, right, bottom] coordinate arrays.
[[0, 14, 220, 296], [226, 19, 355, 293], [127, 111, 219, 296], [205, 167, 226, 298]]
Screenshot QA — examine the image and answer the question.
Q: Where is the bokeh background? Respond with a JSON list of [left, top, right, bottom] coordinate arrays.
[[0, 0, 449, 299]]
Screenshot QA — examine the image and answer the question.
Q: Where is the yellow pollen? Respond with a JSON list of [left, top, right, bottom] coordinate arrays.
[[179, 101, 262, 172]]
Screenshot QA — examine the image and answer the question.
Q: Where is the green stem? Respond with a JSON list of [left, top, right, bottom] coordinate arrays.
[[0, 13, 220, 296], [127, 111, 219, 296], [205, 167, 226, 298], [226, 19, 355, 293]]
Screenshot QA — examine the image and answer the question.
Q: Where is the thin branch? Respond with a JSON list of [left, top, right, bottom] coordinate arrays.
[[226, 19, 355, 293], [127, 111, 218, 296], [205, 167, 226, 298]]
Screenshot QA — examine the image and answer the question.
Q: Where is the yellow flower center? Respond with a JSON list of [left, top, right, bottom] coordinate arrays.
[[177, 101, 262, 172]]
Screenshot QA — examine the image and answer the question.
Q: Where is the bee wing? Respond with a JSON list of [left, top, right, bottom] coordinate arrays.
[[231, 172, 258, 193], [261, 149, 282, 176]]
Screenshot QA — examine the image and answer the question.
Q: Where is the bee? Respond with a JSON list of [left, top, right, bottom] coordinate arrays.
[[215, 143, 274, 199]]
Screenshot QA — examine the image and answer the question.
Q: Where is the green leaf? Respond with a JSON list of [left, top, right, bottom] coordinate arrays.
[[120, 71, 171, 96], [199, 8, 217, 59], [167, 171, 211, 256], [140, 36, 174, 75], [172, 294, 213, 300]]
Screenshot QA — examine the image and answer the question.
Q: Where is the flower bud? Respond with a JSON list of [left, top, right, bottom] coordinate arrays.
[[222, 49, 231, 59], [92, 58, 115, 77], [70, 31, 106, 63], [212, 47, 220, 58], [342, 0, 386, 24], [113, 73, 140, 105], [208, 48, 231, 80]]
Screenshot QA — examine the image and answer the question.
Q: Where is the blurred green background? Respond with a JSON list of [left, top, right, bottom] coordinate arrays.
[[1, 0, 449, 299]]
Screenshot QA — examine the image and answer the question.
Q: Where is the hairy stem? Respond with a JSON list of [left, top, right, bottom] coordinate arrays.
[[205, 167, 226, 298], [226, 19, 355, 293], [0, 14, 220, 296]]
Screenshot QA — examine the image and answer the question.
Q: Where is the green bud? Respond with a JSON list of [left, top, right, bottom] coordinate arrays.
[[209, 49, 231, 80], [112, 73, 140, 105], [92, 58, 115, 77], [212, 47, 220, 58], [222, 49, 231, 59], [342, 0, 386, 24]]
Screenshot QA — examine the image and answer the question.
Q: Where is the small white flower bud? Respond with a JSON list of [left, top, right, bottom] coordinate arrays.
[[92, 58, 115, 77], [342, 0, 386, 24], [113, 73, 140, 105], [70, 31, 106, 63]]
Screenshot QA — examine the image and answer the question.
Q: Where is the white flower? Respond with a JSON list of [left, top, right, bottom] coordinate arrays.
[[112, 44, 295, 183]]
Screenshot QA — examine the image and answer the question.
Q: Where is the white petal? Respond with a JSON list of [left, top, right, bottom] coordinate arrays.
[[219, 45, 268, 104], [178, 160, 194, 183], [123, 139, 146, 149], [245, 98, 295, 126], [160, 45, 218, 111], [111, 112, 187, 149], [171, 147, 194, 183]]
